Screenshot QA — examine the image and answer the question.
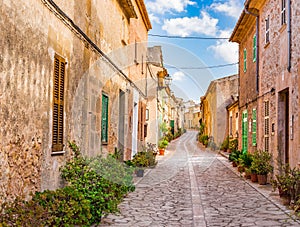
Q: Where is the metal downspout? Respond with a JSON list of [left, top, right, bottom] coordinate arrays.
[[287, 0, 291, 72]]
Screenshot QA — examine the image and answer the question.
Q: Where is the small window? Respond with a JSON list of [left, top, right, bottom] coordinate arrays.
[[281, 0, 286, 25], [265, 17, 270, 44], [264, 101, 270, 152], [243, 48, 247, 72], [101, 94, 109, 143], [52, 54, 66, 152], [253, 35, 257, 62]]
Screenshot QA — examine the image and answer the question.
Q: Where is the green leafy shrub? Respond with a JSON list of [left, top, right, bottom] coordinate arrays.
[[199, 134, 209, 146], [158, 139, 168, 149], [1, 142, 135, 226], [220, 136, 229, 151], [238, 152, 253, 168], [228, 139, 238, 152], [131, 151, 157, 168], [0, 187, 92, 226], [250, 150, 273, 175], [228, 150, 242, 163]]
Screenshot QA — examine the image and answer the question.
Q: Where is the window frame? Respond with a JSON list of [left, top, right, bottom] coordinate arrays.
[[281, 0, 286, 26], [265, 16, 270, 44]]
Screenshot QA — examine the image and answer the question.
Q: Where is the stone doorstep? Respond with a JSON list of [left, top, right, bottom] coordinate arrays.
[[218, 150, 300, 224]]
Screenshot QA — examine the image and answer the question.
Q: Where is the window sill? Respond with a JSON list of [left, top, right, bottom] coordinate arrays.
[[264, 42, 270, 49], [279, 23, 287, 33], [51, 150, 66, 156]]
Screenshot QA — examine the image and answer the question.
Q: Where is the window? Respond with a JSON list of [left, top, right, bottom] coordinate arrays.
[[101, 94, 109, 143], [264, 101, 270, 152], [253, 35, 257, 62], [281, 0, 286, 25], [252, 109, 257, 146], [243, 49, 247, 72], [265, 16, 270, 44], [52, 54, 66, 152]]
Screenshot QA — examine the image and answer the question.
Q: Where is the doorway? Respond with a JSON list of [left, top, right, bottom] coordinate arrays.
[[278, 89, 289, 165]]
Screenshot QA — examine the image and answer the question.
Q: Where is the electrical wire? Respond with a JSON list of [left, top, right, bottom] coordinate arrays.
[[166, 62, 238, 70], [149, 34, 229, 40]]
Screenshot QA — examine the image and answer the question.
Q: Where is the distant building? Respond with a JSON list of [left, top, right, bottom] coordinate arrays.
[[200, 75, 238, 147]]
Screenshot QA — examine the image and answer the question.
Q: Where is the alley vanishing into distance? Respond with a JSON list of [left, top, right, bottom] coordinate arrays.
[[100, 131, 300, 227]]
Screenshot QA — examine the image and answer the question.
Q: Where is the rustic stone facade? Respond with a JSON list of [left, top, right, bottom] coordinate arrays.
[[200, 75, 238, 147], [231, 0, 300, 170], [0, 0, 151, 203], [230, 3, 258, 153]]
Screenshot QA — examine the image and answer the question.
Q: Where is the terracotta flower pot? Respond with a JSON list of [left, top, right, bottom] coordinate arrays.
[[159, 148, 165, 156], [251, 173, 258, 182], [257, 174, 267, 185]]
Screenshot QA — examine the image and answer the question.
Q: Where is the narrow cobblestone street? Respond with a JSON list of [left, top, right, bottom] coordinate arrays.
[[100, 131, 300, 227]]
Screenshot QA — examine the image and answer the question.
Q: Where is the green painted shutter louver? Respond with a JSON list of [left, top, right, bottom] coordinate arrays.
[[242, 111, 248, 153], [252, 109, 257, 146], [101, 94, 109, 143], [253, 35, 257, 62]]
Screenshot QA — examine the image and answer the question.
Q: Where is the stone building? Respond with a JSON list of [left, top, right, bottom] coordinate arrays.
[[200, 75, 238, 147], [230, 0, 300, 170], [0, 0, 151, 202], [229, 1, 258, 153], [184, 100, 200, 130]]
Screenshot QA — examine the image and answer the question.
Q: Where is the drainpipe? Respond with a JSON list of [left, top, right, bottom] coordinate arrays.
[[287, 0, 291, 72], [244, 6, 259, 93]]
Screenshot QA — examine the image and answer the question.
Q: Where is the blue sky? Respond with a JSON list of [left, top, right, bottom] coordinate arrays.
[[144, 0, 244, 102]]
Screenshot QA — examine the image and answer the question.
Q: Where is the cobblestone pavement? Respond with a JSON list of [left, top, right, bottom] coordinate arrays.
[[100, 131, 300, 227]]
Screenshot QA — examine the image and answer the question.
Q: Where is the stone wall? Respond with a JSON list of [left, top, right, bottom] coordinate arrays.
[[0, 0, 151, 203]]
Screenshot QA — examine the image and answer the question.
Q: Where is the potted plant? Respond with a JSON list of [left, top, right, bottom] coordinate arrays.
[[251, 150, 273, 185], [271, 164, 300, 205], [228, 138, 238, 153], [220, 136, 229, 152], [131, 151, 156, 177], [228, 150, 242, 167], [238, 152, 253, 175], [158, 139, 168, 155]]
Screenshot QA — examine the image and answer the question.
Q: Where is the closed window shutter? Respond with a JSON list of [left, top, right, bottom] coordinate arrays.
[[52, 55, 65, 152], [252, 109, 257, 146], [101, 94, 109, 143], [253, 35, 257, 62], [242, 110, 248, 152]]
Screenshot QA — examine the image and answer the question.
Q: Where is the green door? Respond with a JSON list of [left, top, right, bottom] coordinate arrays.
[[242, 110, 248, 153]]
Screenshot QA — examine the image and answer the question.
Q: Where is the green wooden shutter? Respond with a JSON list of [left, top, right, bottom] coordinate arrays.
[[243, 49, 247, 72], [101, 94, 109, 143], [252, 109, 257, 146], [253, 35, 257, 62], [52, 54, 65, 152], [242, 110, 248, 153]]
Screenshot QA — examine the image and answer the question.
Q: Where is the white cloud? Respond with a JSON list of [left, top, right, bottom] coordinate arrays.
[[148, 13, 161, 24], [162, 11, 218, 37], [145, 0, 196, 15], [208, 30, 238, 63], [210, 0, 243, 19], [172, 71, 186, 81]]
